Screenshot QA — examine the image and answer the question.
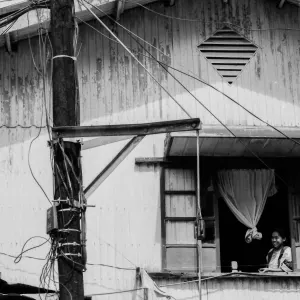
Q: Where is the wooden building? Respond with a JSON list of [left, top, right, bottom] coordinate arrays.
[[1, 0, 300, 299]]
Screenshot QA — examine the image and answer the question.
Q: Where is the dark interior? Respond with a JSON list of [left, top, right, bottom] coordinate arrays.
[[218, 176, 290, 273], [204, 158, 292, 273]]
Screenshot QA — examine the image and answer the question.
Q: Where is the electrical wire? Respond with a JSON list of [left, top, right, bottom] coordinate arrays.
[[28, 126, 52, 204], [84, 271, 272, 297], [14, 236, 50, 264], [86, 262, 136, 271], [0, 18, 16, 35], [27, 15, 52, 205], [25, 4, 57, 208], [75, 15, 116, 42], [129, 36, 289, 184], [82, 5, 299, 186], [86, 0, 300, 149], [85, 287, 145, 297], [81, 0, 289, 185], [0, 124, 47, 128], [0, 251, 46, 261], [0, 1, 49, 30], [87, 228, 137, 268], [27, 13, 42, 75], [157, 271, 279, 288], [124, 0, 300, 32]]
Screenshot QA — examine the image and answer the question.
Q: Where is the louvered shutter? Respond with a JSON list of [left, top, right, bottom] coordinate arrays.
[[198, 26, 258, 84]]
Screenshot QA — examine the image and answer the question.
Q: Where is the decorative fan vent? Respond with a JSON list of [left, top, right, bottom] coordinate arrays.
[[198, 26, 258, 84]]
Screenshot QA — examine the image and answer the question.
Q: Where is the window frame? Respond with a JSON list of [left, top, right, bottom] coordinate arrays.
[[158, 157, 300, 276], [161, 164, 221, 274]]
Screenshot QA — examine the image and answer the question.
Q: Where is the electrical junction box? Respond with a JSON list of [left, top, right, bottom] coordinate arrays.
[[46, 205, 58, 234]]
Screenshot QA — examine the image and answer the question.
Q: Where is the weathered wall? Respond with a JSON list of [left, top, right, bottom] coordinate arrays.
[[78, 0, 300, 127], [147, 277, 300, 300], [0, 129, 53, 285], [0, 0, 300, 297], [82, 134, 165, 296]]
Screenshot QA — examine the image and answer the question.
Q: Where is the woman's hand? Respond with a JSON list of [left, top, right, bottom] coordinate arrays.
[[258, 268, 269, 273]]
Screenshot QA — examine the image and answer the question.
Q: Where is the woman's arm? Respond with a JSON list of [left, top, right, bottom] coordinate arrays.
[[259, 267, 283, 273]]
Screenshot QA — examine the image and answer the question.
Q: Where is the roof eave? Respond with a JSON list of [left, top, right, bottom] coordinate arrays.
[[0, 0, 158, 47]]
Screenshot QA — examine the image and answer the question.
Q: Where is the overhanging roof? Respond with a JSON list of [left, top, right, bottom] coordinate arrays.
[[0, 0, 299, 47], [166, 125, 300, 157], [0, 0, 159, 47]]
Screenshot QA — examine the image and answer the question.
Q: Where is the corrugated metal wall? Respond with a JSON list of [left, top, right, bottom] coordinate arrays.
[[77, 0, 300, 127], [82, 134, 165, 296], [0, 0, 300, 296], [149, 277, 300, 300], [0, 32, 53, 287]]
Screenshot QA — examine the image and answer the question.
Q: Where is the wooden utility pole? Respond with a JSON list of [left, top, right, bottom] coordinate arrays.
[[50, 0, 84, 300]]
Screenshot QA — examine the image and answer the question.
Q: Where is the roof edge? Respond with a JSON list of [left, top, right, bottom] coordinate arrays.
[[0, 0, 158, 47]]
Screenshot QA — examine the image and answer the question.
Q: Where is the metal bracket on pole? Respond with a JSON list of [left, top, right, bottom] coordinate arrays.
[[84, 135, 145, 199]]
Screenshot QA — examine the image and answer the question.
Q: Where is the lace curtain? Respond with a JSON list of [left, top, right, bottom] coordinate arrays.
[[217, 169, 277, 243]]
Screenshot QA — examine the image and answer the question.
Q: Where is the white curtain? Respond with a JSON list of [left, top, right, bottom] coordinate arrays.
[[217, 169, 277, 243]]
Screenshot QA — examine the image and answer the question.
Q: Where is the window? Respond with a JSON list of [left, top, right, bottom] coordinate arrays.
[[161, 158, 300, 275]]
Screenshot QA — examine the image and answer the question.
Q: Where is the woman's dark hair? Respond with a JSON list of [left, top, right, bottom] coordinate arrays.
[[272, 228, 287, 239]]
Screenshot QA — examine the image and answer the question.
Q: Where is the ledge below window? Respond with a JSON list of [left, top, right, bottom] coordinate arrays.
[[148, 271, 300, 280]]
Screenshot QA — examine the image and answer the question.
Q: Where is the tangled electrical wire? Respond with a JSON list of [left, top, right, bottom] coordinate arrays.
[[0, 0, 50, 34], [39, 235, 59, 299]]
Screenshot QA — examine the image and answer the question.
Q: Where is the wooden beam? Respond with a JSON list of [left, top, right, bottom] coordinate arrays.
[[164, 133, 173, 157], [84, 135, 145, 199], [115, 0, 125, 20], [5, 33, 11, 54], [277, 0, 286, 8], [53, 118, 201, 138], [82, 135, 133, 150], [135, 157, 168, 165], [170, 124, 300, 139], [135, 157, 199, 167]]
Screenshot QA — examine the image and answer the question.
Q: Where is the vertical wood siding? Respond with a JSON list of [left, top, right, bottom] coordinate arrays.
[[77, 0, 300, 127], [0, 0, 300, 296]]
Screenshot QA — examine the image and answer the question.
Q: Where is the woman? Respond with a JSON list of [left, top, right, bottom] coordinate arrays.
[[259, 228, 293, 273]]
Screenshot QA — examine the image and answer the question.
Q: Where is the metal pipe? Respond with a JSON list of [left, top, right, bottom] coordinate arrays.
[[196, 129, 202, 300]]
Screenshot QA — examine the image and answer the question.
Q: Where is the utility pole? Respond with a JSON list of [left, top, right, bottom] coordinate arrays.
[[50, 0, 84, 300]]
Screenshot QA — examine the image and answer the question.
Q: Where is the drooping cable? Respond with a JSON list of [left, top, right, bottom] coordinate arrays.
[[129, 36, 289, 184], [0, 1, 49, 30], [26, 8, 52, 205], [81, 3, 289, 186], [14, 236, 50, 264], [86, 0, 300, 148]]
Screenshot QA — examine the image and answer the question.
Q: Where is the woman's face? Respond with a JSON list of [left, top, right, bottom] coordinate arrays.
[[271, 231, 286, 249]]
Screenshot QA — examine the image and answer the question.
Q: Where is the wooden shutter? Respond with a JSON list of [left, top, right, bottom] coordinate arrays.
[[162, 167, 219, 273]]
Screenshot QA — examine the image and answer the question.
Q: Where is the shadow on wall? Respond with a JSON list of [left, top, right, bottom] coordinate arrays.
[[1, 0, 300, 147]]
